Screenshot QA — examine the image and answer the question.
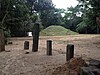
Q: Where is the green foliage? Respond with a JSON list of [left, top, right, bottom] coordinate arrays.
[[4, 30, 11, 37], [34, 0, 54, 11], [1, 0, 99, 36], [40, 8, 63, 28], [40, 25, 77, 36], [63, 6, 83, 31], [0, 0, 33, 36], [76, 21, 87, 33], [62, 0, 100, 34], [0, 0, 57, 36], [76, 0, 100, 34]]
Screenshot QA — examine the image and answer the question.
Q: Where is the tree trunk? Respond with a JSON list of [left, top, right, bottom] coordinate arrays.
[[0, 29, 5, 52], [97, 25, 99, 34]]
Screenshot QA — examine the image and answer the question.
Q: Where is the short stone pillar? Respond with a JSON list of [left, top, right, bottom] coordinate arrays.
[[66, 44, 74, 61], [47, 40, 52, 55], [24, 41, 29, 50], [0, 29, 5, 52], [32, 23, 40, 52]]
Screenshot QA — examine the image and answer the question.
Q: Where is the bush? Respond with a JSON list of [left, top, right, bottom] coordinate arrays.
[[76, 21, 87, 33], [4, 30, 11, 37]]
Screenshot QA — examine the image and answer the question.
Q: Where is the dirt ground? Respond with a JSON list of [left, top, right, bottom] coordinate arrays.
[[0, 34, 100, 75]]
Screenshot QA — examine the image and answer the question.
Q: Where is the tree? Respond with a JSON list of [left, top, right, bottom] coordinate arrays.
[[0, 0, 38, 36], [40, 8, 64, 28], [77, 0, 100, 34], [63, 6, 83, 31], [0, 0, 55, 36]]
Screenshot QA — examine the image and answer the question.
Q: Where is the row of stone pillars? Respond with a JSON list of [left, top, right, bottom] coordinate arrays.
[[0, 23, 74, 61], [24, 40, 74, 61], [24, 23, 74, 61], [0, 23, 39, 52], [47, 40, 74, 61], [24, 23, 40, 52]]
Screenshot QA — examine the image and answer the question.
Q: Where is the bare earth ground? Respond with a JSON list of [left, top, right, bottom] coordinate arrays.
[[0, 34, 100, 75]]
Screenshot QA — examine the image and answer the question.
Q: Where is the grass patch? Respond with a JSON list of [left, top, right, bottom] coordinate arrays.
[[40, 25, 78, 36]]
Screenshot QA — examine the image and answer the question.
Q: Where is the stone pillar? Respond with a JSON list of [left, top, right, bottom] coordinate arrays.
[[24, 41, 29, 50], [66, 44, 74, 61], [47, 40, 52, 55], [32, 23, 39, 52]]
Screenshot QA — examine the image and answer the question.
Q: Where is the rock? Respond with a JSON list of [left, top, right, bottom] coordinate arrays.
[[80, 67, 95, 75], [89, 59, 100, 69], [8, 41, 13, 44], [5, 50, 10, 52], [80, 66, 100, 75], [92, 69, 100, 75], [24, 51, 29, 54]]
